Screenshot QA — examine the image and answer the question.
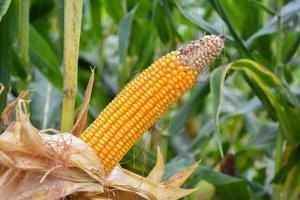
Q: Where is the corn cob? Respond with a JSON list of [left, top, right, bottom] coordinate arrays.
[[80, 35, 224, 175]]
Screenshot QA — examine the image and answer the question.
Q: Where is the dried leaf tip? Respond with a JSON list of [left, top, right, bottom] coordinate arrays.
[[175, 35, 224, 72]]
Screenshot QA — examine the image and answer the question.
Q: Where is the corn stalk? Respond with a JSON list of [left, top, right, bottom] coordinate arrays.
[[61, 0, 83, 132]]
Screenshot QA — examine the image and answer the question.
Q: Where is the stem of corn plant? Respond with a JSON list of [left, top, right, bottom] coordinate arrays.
[[274, 0, 283, 199], [19, 0, 30, 67], [61, 0, 83, 132]]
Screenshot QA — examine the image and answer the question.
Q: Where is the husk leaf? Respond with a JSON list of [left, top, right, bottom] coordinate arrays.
[[0, 81, 198, 199], [71, 69, 94, 136]]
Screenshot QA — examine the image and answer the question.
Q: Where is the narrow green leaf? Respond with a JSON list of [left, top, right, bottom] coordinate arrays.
[[0, 0, 11, 22], [0, 0, 18, 113], [248, 0, 277, 15], [119, 5, 138, 63], [209, 0, 253, 58], [283, 165, 300, 200], [29, 25, 62, 89], [119, 5, 138, 84], [0, 14, 11, 112], [12, 50, 28, 80], [233, 60, 300, 144], [213, 130, 224, 158], [284, 32, 300, 64], [176, 4, 219, 35], [247, 123, 278, 149], [273, 145, 300, 184], [210, 66, 232, 157], [90, 0, 102, 40], [210, 59, 300, 145], [176, 3, 234, 43], [19, 0, 30, 67], [102, 0, 123, 23], [161, 0, 183, 42], [154, 1, 172, 44], [246, 0, 300, 45], [210, 65, 230, 130], [132, 20, 156, 71]]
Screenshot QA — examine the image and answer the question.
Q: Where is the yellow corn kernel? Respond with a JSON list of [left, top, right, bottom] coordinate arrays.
[[80, 35, 224, 175]]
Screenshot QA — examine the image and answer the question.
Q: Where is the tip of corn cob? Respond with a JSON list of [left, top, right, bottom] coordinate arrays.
[[175, 34, 224, 73]]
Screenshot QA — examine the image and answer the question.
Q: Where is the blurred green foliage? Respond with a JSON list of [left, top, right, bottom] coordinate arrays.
[[1, 0, 300, 199]]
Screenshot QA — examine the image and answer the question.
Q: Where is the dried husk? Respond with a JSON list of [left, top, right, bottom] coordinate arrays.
[[70, 68, 95, 137], [0, 101, 198, 199], [0, 71, 198, 199]]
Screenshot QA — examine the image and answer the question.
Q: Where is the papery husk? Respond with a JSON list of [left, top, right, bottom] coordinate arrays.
[[0, 102, 198, 199], [0, 71, 198, 199], [0, 101, 104, 199], [70, 68, 95, 137], [1, 90, 30, 127]]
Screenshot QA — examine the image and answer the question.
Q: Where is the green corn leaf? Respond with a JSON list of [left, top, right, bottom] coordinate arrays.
[[210, 65, 230, 130], [161, 0, 183, 42], [119, 5, 138, 64], [247, 123, 278, 150], [284, 32, 300, 64], [282, 165, 300, 200], [246, 0, 300, 45], [211, 59, 300, 145], [209, 0, 253, 58], [176, 3, 219, 35], [19, 0, 30, 67], [0, 0, 18, 113], [102, 0, 123, 23], [0, 0, 11, 22], [273, 145, 300, 184], [29, 25, 62, 89], [249, 0, 276, 15], [119, 5, 138, 84]]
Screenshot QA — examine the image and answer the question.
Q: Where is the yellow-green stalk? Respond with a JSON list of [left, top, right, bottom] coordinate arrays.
[[61, 0, 83, 132]]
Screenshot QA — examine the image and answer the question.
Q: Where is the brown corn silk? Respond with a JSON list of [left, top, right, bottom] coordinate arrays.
[[80, 35, 224, 175]]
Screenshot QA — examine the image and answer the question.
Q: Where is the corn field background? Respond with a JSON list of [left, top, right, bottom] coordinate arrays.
[[1, 0, 300, 199]]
